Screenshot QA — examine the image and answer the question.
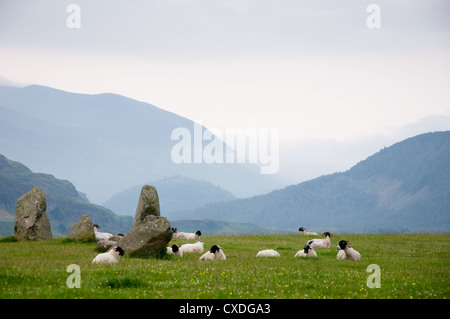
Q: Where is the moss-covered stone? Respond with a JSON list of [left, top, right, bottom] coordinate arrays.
[[14, 187, 53, 241], [133, 185, 160, 228], [68, 214, 96, 242]]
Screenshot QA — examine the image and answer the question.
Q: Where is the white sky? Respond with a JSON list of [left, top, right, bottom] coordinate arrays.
[[1, 0, 449, 183]]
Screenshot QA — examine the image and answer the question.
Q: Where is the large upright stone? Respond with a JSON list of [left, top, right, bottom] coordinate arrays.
[[68, 214, 96, 242], [14, 187, 53, 241], [117, 215, 172, 257], [134, 185, 160, 228]]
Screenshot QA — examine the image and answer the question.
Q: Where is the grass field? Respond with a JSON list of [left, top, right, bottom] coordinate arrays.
[[0, 233, 449, 299]]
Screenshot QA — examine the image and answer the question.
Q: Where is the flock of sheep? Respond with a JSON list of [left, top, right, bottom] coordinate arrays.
[[255, 228, 361, 261], [91, 225, 361, 265]]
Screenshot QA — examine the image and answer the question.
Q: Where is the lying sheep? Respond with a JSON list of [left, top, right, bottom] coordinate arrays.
[[174, 229, 202, 240], [167, 244, 183, 257], [92, 246, 125, 264], [336, 240, 361, 261], [180, 241, 204, 254], [199, 245, 226, 261], [298, 227, 319, 236], [307, 232, 332, 249], [294, 244, 317, 257], [93, 224, 113, 241], [256, 249, 280, 257]]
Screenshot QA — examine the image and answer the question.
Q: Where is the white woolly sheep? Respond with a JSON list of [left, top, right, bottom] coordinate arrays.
[[93, 224, 113, 241], [306, 232, 332, 249], [336, 240, 361, 261], [199, 245, 226, 261], [92, 246, 125, 264], [294, 244, 317, 257], [298, 227, 319, 236], [256, 249, 280, 257], [174, 229, 202, 240], [180, 240, 204, 254], [167, 244, 183, 257]]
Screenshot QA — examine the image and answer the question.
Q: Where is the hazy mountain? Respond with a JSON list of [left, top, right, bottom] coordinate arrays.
[[103, 175, 236, 217], [0, 154, 133, 236], [0, 85, 283, 204], [174, 131, 450, 233]]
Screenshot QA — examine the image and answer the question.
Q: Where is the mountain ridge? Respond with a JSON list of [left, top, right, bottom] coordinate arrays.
[[171, 131, 450, 233], [0, 84, 284, 204]]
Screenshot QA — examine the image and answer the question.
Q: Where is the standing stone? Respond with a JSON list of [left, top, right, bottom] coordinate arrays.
[[118, 215, 172, 258], [134, 185, 160, 228], [68, 214, 96, 242], [14, 187, 53, 241]]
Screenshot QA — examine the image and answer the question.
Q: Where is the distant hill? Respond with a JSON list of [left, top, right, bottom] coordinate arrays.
[[0, 154, 133, 236], [0, 85, 283, 204], [103, 175, 236, 217], [174, 131, 450, 233]]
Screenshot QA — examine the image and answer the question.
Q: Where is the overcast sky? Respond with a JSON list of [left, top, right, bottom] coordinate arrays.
[[1, 0, 449, 183]]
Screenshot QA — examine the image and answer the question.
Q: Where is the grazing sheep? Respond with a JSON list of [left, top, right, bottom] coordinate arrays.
[[256, 249, 280, 257], [298, 227, 319, 236], [92, 246, 125, 264], [306, 232, 332, 249], [199, 245, 226, 261], [174, 230, 202, 240], [93, 224, 113, 241], [294, 244, 317, 258], [336, 240, 361, 261], [167, 244, 183, 257], [180, 240, 204, 254]]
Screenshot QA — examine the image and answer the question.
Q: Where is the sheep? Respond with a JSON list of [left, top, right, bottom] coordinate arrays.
[[93, 224, 113, 241], [179, 240, 204, 254], [174, 230, 202, 240], [256, 249, 280, 257], [298, 227, 319, 236], [336, 240, 361, 261], [294, 244, 317, 258], [92, 246, 125, 264], [167, 244, 183, 257], [306, 232, 332, 249], [336, 245, 346, 260], [199, 245, 226, 261]]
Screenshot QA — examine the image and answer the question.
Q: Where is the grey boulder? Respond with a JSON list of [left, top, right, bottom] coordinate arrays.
[[14, 187, 53, 241], [133, 185, 160, 228], [68, 214, 96, 242], [118, 215, 172, 258]]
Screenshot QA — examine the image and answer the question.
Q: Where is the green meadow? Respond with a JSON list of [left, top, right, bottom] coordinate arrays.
[[0, 234, 448, 299]]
